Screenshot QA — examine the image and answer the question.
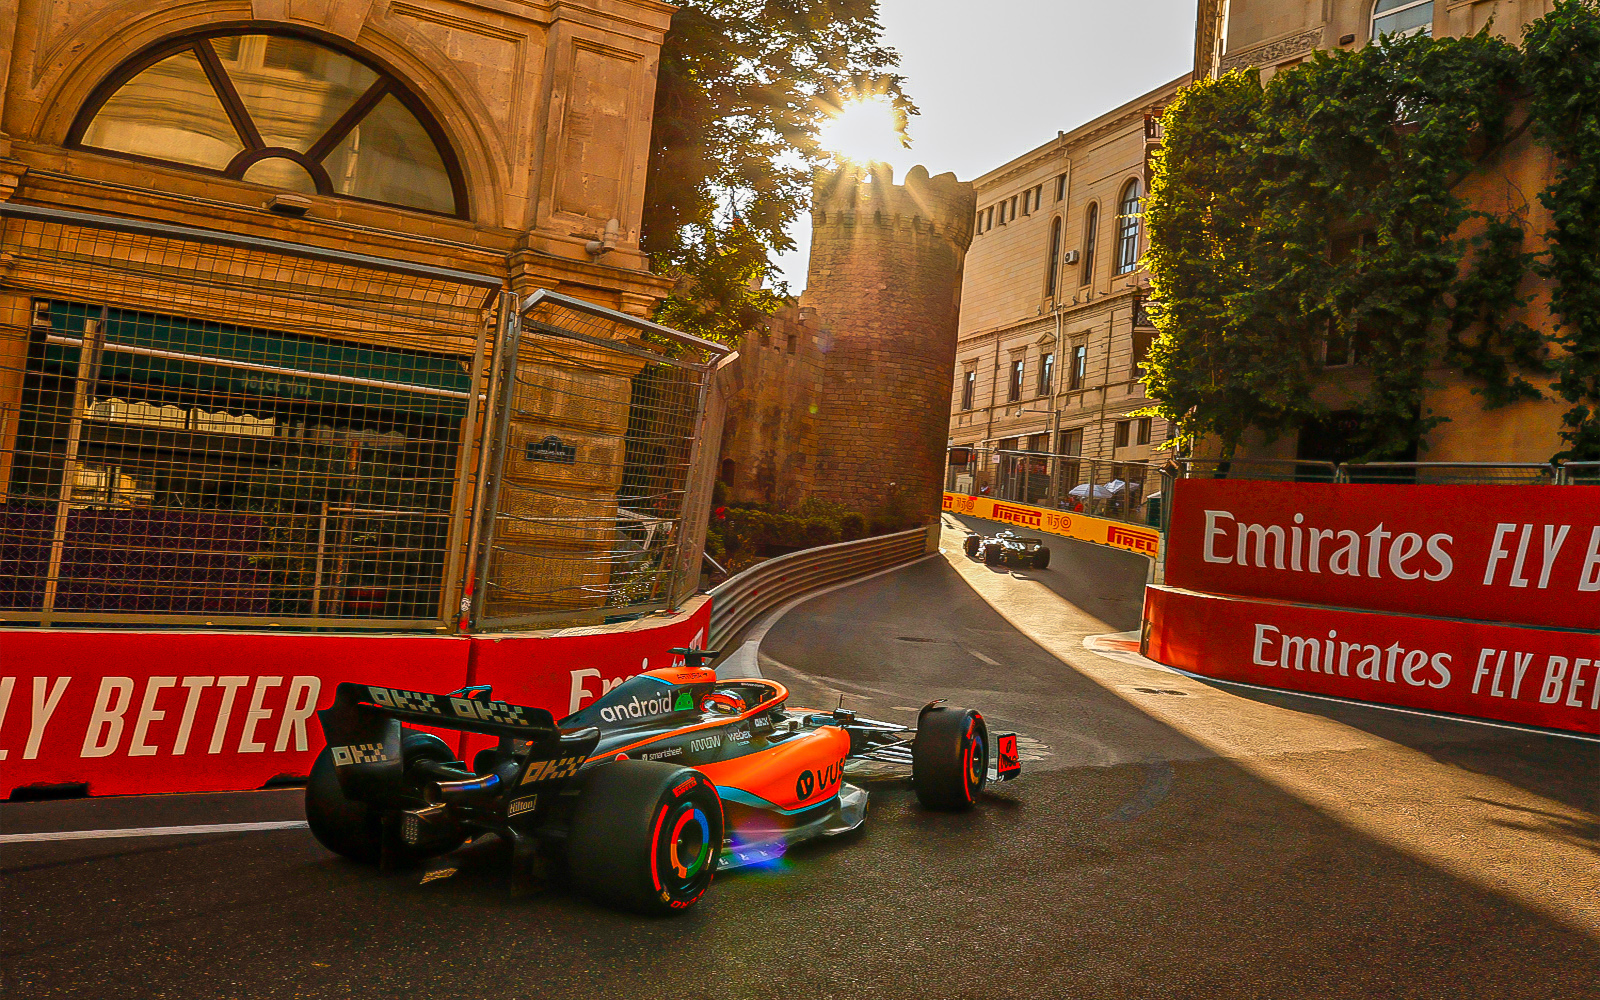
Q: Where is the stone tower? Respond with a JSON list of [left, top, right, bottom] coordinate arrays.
[[803, 164, 976, 521]]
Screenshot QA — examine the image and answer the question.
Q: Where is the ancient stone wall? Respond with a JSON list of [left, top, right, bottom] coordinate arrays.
[[715, 165, 974, 522], [802, 165, 976, 521], [716, 306, 826, 507]]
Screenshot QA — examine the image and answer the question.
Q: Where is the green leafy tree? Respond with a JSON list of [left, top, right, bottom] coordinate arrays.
[[1144, 30, 1536, 460], [1524, 0, 1600, 459], [643, 1, 912, 343]]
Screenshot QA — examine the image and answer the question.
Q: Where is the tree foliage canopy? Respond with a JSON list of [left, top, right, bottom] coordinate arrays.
[[1144, 28, 1541, 461], [1524, 0, 1600, 459], [643, 1, 911, 344]]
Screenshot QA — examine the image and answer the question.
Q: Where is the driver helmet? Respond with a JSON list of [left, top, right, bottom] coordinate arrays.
[[701, 689, 747, 715]]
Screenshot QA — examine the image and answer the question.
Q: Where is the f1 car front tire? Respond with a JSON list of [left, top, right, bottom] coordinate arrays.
[[567, 761, 724, 916], [983, 546, 1002, 566], [305, 730, 464, 864], [963, 534, 981, 558], [912, 707, 989, 810], [1033, 547, 1051, 570]]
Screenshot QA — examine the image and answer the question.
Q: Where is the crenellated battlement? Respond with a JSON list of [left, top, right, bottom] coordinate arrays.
[[811, 165, 976, 248]]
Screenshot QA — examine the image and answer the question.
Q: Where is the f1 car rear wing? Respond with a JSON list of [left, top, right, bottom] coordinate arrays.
[[318, 683, 597, 805], [322, 683, 559, 741]]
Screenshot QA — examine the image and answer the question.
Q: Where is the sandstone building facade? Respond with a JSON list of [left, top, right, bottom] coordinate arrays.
[[1192, 0, 1568, 465], [945, 76, 1189, 504], [717, 165, 976, 522], [0, 0, 722, 631]]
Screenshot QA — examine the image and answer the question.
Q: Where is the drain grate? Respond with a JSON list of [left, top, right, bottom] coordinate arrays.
[[1133, 687, 1189, 697], [896, 636, 946, 643]]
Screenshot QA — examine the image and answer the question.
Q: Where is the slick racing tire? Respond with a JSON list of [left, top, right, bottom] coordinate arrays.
[[983, 545, 1002, 566], [1033, 546, 1051, 570], [912, 707, 989, 811], [567, 761, 724, 916], [305, 730, 465, 864], [963, 534, 981, 558]]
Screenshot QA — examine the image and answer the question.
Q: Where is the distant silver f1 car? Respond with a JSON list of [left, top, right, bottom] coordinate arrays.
[[963, 529, 1051, 569]]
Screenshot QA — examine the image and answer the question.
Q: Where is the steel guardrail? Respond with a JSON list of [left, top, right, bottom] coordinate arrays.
[[706, 527, 933, 650]]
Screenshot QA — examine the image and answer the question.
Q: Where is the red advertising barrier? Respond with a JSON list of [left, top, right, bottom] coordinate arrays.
[[0, 598, 712, 797], [1143, 586, 1600, 736], [1166, 479, 1600, 632]]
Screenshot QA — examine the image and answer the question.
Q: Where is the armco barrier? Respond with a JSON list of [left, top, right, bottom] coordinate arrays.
[[1143, 585, 1600, 737], [708, 527, 935, 650], [0, 598, 710, 798]]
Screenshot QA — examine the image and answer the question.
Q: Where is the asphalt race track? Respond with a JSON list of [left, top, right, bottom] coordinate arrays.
[[4, 515, 1599, 999]]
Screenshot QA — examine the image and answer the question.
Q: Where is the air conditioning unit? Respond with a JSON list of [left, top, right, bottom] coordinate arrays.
[[1062, 249, 1080, 265]]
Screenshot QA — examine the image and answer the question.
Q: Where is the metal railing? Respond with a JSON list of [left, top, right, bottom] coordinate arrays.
[[945, 446, 1164, 525], [1178, 459, 1592, 485], [706, 526, 934, 650]]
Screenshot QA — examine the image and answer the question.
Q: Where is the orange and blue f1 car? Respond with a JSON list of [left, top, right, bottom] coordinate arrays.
[[306, 649, 1022, 915]]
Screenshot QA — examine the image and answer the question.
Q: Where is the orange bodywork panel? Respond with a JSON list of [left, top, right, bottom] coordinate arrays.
[[695, 727, 851, 814]]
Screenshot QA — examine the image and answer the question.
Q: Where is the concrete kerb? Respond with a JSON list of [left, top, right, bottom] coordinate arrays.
[[714, 553, 942, 681]]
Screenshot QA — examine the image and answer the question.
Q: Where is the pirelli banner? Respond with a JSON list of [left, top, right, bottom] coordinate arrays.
[[942, 493, 1161, 560]]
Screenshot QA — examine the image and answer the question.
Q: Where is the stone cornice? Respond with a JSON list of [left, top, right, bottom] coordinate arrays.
[[973, 75, 1191, 193], [1219, 26, 1325, 72]]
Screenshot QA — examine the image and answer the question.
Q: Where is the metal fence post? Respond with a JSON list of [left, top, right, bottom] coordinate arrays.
[[39, 311, 105, 624]]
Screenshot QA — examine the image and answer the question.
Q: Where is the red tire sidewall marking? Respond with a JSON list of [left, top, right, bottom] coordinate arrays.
[[962, 716, 977, 803], [650, 803, 669, 894]]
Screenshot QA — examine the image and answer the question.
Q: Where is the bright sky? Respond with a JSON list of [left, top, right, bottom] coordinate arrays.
[[774, 0, 1199, 291]]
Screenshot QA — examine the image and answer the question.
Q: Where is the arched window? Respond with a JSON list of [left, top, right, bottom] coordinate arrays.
[[1080, 203, 1099, 286], [1045, 217, 1063, 297], [1115, 180, 1143, 275], [69, 31, 467, 217], [1371, 0, 1432, 41]]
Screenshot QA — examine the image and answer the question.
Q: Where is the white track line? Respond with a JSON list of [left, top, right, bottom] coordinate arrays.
[[1, 820, 309, 844]]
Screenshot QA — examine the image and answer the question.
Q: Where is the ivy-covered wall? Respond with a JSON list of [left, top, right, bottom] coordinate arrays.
[[1144, 0, 1600, 464]]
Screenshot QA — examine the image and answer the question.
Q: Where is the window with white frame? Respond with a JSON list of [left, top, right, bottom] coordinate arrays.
[[1371, 0, 1432, 40], [1115, 180, 1143, 275]]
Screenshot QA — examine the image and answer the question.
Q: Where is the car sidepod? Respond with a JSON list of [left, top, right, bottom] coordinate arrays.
[[693, 725, 863, 868]]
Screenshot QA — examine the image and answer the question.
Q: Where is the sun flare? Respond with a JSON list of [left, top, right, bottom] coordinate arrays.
[[818, 96, 908, 169]]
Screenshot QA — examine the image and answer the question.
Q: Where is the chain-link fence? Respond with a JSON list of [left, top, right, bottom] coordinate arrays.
[[945, 446, 1164, 525], [0, 203, 500, 629], [470, 291, 725, 631], [1178, 459, 1579, 485], [0, 204, 728, 633]]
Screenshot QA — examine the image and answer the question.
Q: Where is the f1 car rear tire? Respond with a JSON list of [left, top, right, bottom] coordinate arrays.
[[305, 730, 464, 864], [963, 534, 981, 558], [912, 707, 989, 811], [567, 761, 724, 916], [1033, 547, 1051, 570]]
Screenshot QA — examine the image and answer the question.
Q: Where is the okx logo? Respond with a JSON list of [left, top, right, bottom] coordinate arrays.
[[521, 755, 585, 785]]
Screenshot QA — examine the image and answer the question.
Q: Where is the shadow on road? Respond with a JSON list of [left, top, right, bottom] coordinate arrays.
[[3, 545, 1598, 999]]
